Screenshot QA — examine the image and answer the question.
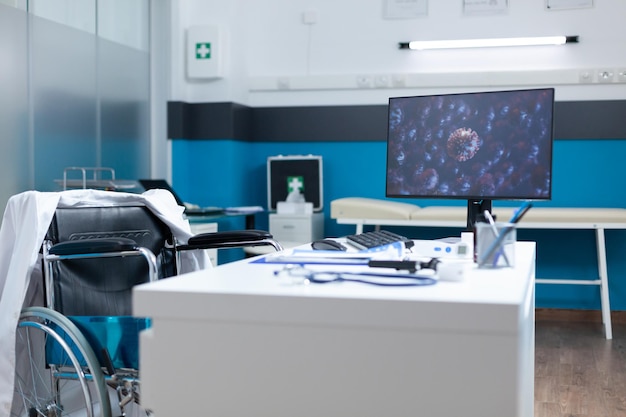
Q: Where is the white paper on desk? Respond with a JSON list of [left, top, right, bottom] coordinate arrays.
[[224, 206, 264, 214], [263, 249, 371, 265], [260, 242, 405, 265]]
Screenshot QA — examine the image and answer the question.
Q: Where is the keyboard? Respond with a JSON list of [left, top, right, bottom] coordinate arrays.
[[345, 230, 414, 250]]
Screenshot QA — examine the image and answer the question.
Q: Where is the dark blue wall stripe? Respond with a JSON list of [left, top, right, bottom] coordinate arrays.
[[168, 100, 626, 141], [167, 101, 252, 140]]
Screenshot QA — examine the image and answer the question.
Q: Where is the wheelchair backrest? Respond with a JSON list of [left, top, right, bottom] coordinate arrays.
[[45, 205, 176, 316]]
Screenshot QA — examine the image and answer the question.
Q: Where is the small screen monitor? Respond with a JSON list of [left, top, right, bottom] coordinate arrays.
[[385, 88, 555, 229]]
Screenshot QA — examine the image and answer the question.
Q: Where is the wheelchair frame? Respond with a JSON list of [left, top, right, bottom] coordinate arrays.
[[15, 206, 168, 417], [11, 201, 283, 417]]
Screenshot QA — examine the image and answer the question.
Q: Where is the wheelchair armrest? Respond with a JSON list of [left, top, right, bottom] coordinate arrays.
[[49, 237, 139, 256], [47, 237, 159, 283], [181, 230, 283, 251], [189, 230, 273, 245]]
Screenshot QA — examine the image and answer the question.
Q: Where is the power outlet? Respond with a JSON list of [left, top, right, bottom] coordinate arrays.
[[392, 74, 407, 87], [276, 77, 290, 90], [302, 9, 318, 24], [356, 75, 373, 88], [578, 69, 594, 83], [617, 69, 626, 83], [597, 68, 615, 83], [374, 75, 390, 88]]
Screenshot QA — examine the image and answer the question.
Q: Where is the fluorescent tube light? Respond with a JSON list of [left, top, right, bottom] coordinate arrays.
[[399, 36, 579, 50]]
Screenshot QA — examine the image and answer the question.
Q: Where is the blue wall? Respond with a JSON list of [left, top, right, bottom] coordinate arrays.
[[172, 138, 626, 311]]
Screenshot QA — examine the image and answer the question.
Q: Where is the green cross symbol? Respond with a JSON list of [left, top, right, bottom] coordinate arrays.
[[196, 43, 211, 59], [287, 176, 304, 193]]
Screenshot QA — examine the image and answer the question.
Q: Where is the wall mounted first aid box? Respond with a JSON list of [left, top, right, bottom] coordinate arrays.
[[187, 25, 222, 79], [267, 155, 323, 212]]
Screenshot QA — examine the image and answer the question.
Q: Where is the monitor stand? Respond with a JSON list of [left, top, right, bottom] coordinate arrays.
[[467, 199, 492, 231]]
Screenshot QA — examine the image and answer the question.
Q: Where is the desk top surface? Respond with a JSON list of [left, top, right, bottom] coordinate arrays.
[[134, 242, 536, 333]]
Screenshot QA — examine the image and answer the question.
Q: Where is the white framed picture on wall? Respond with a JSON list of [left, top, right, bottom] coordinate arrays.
[[383, 0, 428, 19], [462, 0, 508, 15]]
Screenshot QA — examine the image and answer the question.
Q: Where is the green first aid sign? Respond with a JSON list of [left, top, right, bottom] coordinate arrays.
[[287, 176, 304, 193], [195, 43, 211, 59]]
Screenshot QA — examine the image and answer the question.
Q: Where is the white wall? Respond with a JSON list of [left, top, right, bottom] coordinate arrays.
[[171, 0, 626, 106]]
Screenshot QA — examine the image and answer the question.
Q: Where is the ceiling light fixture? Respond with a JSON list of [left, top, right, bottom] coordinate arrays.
[[399, 35, 579, 50]]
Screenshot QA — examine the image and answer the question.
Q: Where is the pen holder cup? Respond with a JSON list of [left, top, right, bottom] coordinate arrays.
[[475, 222, 516, 268]]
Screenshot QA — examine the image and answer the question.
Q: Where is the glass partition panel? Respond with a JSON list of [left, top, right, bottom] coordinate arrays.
[[0, 4, 30, 208], [98, 0, 149, 51], [98, 32, 150, 180], [98, 0, 150, 181], [1, 0, 151, 198], [28, 0, 96, 33], [31, 13, 97, 191]]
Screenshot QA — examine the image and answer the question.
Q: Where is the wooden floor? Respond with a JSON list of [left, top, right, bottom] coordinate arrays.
[[535, 311, 626, 417]]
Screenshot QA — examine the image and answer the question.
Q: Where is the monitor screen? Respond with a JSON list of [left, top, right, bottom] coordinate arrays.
[[385, 88, 555, 228]]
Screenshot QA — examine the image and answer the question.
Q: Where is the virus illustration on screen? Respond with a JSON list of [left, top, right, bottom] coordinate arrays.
[[446, 127, 481, 162]]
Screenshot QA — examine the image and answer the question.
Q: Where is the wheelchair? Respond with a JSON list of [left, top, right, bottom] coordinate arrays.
[[10, 195, 282, 417]]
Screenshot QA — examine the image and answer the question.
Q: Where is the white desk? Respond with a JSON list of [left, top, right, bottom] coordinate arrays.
[[134, 242, 536, 417]]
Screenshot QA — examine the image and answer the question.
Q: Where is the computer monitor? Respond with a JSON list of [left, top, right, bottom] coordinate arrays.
[[385, 87, 555, 230]]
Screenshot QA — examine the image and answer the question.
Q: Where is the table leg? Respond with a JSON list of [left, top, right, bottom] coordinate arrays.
[[596, 228, 612, 340]]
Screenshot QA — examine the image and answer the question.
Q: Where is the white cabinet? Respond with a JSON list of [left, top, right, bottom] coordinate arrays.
[[269, 212, 324, 245]]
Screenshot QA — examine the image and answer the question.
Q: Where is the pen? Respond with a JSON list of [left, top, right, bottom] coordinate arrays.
[[508, 201, 533, 224], [483, 210, 499, 236], [483, 210, 510, 267]]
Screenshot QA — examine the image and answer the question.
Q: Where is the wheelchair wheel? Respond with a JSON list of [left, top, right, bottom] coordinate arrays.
[[13, 306, 112, 417]]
